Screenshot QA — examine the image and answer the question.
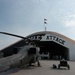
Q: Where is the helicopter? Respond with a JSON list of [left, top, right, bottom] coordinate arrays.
[[0, 32, 41, 72]]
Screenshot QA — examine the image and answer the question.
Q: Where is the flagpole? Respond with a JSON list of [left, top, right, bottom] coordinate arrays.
[[44, 18, 47, 31], [45, 25, 46, 31]]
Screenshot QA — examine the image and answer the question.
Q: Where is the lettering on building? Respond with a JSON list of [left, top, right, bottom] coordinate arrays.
[[46, 35, 65, 45], [28, 34, 65, 45]]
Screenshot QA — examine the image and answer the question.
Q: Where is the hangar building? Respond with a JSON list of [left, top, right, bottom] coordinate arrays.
[[1, 31, 75, 61], [26, 31, 75, 61]]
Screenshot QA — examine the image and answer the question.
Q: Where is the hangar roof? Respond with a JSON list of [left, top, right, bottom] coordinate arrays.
[[26, 31, 75, 44]]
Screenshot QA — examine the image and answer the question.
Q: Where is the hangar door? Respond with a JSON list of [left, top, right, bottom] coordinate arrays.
[[38, 41, 69, 60]]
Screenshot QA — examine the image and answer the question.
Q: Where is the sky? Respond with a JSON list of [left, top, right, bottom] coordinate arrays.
[[0, 0, 75, 49]]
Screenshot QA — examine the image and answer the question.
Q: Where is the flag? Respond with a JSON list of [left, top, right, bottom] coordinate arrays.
[[44, 21, 47, 24], [44, 18, 47, 24], [44, 18, 47, 21]]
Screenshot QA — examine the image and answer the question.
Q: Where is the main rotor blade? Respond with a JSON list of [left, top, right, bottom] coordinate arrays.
[[0, 32, 35, 45], [0, 32, 27, 39]]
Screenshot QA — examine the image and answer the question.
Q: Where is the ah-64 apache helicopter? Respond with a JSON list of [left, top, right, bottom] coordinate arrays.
[[0, 32, 41, 72]]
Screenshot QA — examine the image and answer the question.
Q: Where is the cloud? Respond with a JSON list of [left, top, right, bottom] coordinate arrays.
[[65, 20, 75, 27], [64, 14, 75, 27], [63, 27, 75, 40]]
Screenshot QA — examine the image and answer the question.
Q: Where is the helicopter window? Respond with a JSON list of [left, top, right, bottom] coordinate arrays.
[[13, 47, 18, 54], [28, 48, 36, 55], [0, 51, 4, 58]]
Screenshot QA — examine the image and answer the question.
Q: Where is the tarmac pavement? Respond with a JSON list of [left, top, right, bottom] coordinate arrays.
[[0, 60, 75, 75]]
